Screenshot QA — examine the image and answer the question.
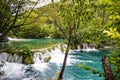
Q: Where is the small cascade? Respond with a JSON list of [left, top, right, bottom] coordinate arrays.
[[83, 42, 89, 49], [49, 47, 64, 66], [78, 42, 99, 52], [33, 52, 42, 63], [0, 53, 22, 63], [0, 43, 105, 80]]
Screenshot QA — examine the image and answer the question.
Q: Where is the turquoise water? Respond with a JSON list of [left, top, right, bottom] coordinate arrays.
[[0, 50, 109, 80], [0, 39, 110, 80], [0, 39, 65, 49], [64, 50, 109, 80]]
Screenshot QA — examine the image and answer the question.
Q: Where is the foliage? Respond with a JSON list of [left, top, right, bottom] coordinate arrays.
[[106, 26, 120, 79], [15, 24, 51, 38], [0, 0, 120, 79], [20, 44, 34, 65], [106, 28, 120, 39], [0, 0, 39, 42], [10, 13, 64, 39], [108, 49, 120, 80], [51, 29, 65, 39]]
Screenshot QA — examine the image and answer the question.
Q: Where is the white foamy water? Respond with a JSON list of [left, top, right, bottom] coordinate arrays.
[[0, 47, 72, 80], [0, 46, 99, 80], [49, 47, 74, 66], [8, 37, 27, 41], [81, 47, 99, 52], [32, 52, 49, 71], [49, 48, 64, 66], [0, 62, 26, 79]]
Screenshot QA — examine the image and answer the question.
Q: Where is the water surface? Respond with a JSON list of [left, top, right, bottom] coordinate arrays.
[[0, 48, 109, 80], [0, 39, 65, 49]]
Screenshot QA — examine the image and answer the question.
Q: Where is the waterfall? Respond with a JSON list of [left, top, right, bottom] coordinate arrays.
[[0, 45, 70, 80], [0, 53, 22, 63], [0, 44, 102, 80]]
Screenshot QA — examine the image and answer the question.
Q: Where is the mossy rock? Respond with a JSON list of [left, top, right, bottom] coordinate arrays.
[[3, 48, 19, 55], [51, 46, 56, 50], [60, 45, 65, 53], [21, 50, 34, 65], [44, 56, 51, 62], [92, 69, 100, 74], [22, 55, 34, 65], [40, 50, 46, 54], [47, 48, 52, 52]]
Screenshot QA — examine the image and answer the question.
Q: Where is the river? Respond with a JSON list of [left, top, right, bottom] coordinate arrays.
[[0, 39, 109, 80]]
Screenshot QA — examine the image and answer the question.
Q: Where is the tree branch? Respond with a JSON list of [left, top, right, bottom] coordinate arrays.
[[53, 20, 68, 39]]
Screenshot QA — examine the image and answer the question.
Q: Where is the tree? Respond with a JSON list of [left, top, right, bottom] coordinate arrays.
[[45, 0, 97, 79], [103, 0, 120, 79], [0, 0, 40, 42], [106, 28, 120, 80]]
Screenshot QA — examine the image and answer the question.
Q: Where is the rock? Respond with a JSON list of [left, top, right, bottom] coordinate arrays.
[[44, 56, 51, 62], [0, 71, 4, 76]]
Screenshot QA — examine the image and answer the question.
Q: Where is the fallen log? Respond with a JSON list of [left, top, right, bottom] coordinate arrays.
[[102, 55, 114, 80]]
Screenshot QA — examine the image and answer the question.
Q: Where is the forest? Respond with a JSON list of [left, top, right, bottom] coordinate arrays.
[[0, 0, 120, 80]]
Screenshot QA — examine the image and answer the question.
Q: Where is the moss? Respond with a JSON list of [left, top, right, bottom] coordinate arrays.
[[60, 45, 65, 53], [77, 64, 102, 76], [21, 50, 34, 65], [51, 46, 55, 50], [3, 48, 18, 55], [40, 50, 46, 54], [92, 69, 100, 74], [44, 56, 51, 62], [18, 44, 34, 64], [22, 55, 34, 64], [47, 48, 52, 52]]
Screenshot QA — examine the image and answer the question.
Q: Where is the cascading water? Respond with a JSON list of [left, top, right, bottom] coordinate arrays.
[[0, 44, 109, 80], [0, 46, 70, 80], [0, 53, 22, 63]]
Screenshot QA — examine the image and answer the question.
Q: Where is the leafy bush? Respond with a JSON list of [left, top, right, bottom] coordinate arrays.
[[20, 44, 34, 64], [109, 49, 120, 80]]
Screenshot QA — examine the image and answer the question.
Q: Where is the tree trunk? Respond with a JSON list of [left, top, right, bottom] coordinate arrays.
[[74, 36, 78, 49], [102, 55, 114, 80], [58, 36, 71, 80]]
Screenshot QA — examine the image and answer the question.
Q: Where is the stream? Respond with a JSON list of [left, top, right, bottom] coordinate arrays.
[[0, 39, 109, 80]]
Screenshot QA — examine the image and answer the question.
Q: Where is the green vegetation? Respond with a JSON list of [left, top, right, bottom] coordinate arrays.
[[0, 0, 120, 80], [109, 49, 120, 80], [60, 44, 65, 53], [0, 0, 40, 41], [77, 64, 104, 77], [0, 44, 34, 65], [106, 27, 120, 79], [19, 44, 34, 65]]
